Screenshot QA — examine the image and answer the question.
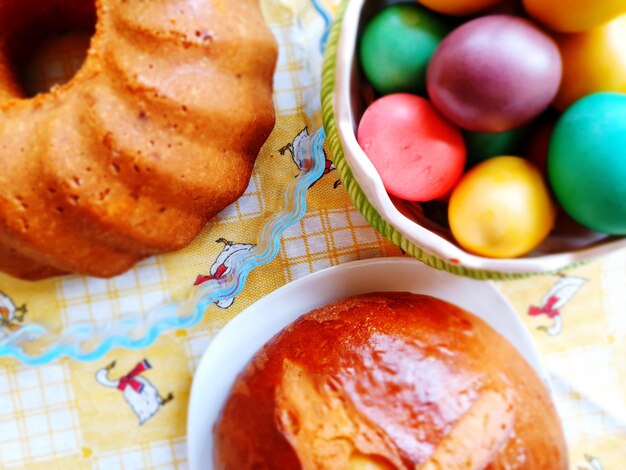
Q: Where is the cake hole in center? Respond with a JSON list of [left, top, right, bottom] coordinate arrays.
[[20, 31, 92, 97], [4, 0, 97, 98]]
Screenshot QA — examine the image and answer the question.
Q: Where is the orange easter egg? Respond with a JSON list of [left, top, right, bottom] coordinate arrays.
[[554, 14, 626, 110], [416, 0, 502, 16], [523, 0, 626, 32]]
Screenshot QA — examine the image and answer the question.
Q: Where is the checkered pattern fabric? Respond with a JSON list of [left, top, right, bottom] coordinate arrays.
[[93, 438, 187, 470], [0, 1, 624, 468], [57, 260, 170, 325], [0, 364, 80, 467], [281, 208, 401, 281]]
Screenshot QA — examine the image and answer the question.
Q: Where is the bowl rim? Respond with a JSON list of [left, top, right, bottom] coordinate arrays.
[[187, 256, 551, 469], [322, 0, 626, 278]]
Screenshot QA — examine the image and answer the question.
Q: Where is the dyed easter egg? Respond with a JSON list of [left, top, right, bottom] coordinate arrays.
[[464, 127, 527, 167], [357, 94, 466, 202], [549, 93, 626, 234], [524, 0, 626, 32], [427, 15, 562, 133], [449, 156, 556, 258], [416, 0, 502, 16], [359, 4, 449, 95], [554, 14, 626, 111]]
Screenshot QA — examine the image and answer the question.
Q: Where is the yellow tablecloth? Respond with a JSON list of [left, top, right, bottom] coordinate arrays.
[[0, 1, 624, 468]]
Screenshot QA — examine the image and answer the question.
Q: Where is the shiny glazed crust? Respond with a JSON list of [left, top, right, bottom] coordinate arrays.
[[214, 292, 568, 469], [0, 0, 277, 280]]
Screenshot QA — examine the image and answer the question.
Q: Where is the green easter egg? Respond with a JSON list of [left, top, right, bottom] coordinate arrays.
[[549, 92, 626, 234], [359, 4, 450, 95], [463, 127, 527, 167]]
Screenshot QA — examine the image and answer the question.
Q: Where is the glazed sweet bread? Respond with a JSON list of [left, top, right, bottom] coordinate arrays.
[[214, 292, 568, 469], [0, 0, 277, 280]]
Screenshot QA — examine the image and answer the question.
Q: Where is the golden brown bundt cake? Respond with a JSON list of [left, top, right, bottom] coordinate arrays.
[[0, 0, 277, 280], [214, 292, 568, 469]]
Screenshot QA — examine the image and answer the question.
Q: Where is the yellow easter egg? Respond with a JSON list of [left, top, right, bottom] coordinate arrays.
[[554, 14, 626, 110], [416, 0, 501, 16], [523, 0, 626, 32], [449, 157, 556, 258]]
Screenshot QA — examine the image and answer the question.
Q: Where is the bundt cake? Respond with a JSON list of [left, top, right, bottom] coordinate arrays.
[[0, 0, 278, 280]]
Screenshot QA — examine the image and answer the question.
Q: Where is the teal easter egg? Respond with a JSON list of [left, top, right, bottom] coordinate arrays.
[[464, 127, 527, 167], [359, 4, 449, 95], [548, 92, 626, 234]]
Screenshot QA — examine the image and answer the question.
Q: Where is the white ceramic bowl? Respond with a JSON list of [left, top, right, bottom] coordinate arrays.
[[322, 0, 626, 278], [187, 257, 549, 469]]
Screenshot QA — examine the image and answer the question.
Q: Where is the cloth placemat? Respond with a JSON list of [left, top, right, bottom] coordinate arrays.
[[0, 1, 623, 468]]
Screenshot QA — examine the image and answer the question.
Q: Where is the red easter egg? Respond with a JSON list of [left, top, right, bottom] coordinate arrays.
[[357, 94, 466, 201]]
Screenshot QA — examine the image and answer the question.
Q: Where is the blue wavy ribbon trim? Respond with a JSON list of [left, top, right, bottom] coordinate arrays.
[[0, 129, 327, 365], [310, 0, 333, 53]]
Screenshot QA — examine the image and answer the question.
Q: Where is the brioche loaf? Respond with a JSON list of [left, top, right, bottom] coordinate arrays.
[[214, 292, 568, 469]]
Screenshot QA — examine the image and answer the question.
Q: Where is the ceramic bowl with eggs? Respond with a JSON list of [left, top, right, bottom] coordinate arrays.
[[321, 0, 626, 279]]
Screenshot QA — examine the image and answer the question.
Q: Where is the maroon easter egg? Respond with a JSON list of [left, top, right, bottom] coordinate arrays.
[[427, 15, 562, 133]]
